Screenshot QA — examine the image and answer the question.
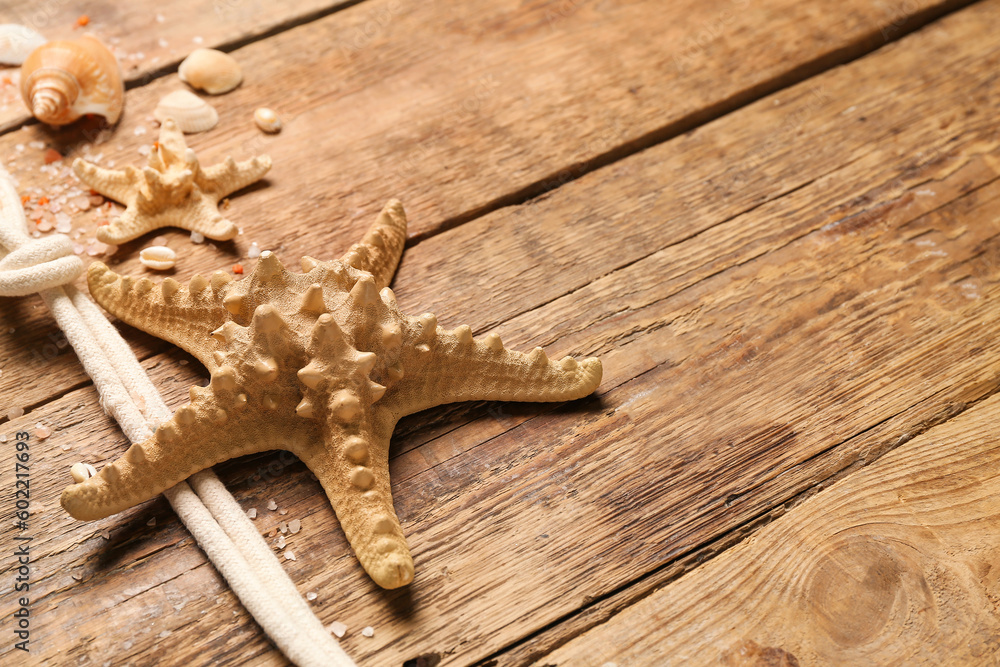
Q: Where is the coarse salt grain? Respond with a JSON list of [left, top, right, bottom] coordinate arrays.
[[247, 242, 261, 259], [267, 499, 277, 511], [7, 407, 24, 420], [306, 592, 317, 601], [279, 521, 288, 534], [278, 508, 288, 516], [288, 519, 301, 534], [276, 535, 286, 548], [34, 423, 51, 439], [0, 434, 7, 443], [284, 549, 296, 561], [247, 508, 257, 519], [327, 622, 347, 638], [362, 626, 374, 638], [190, 231, 205, 243]]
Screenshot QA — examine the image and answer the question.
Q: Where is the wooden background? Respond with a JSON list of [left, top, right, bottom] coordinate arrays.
[[1, 0, 999, 664]]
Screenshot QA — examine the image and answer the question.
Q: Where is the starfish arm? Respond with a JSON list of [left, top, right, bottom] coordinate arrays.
[[73, 159, 140, 204], [88, 261, 231, 368], [339, 200, 408, 290], [197, 155, 272, 198], [295, 415, 414, 589], [61, 383, 286, 521], [385, 322, 603, 417]]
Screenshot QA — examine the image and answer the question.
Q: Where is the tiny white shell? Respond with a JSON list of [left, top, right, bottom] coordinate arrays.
[[253, 107, 282, 133], [154, 90, 218, 133], [179, 48, 242, 95], [70, 462, 98, 484], [139, 245, 177, 271], [0, 24, 47, 66]]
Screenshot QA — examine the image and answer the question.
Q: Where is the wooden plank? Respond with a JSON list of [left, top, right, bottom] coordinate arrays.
[[0, 0, 975, 418], [535, 389, 1000, 666], [3, 1, 1000, 665], [0, 0, 356, 131]]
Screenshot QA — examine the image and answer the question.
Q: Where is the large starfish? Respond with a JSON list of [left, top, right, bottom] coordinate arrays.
[[73, 118, 272, 245], [63, 201, 603, 588]]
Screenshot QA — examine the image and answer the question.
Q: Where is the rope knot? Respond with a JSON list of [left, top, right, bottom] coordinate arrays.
[[0, 233, 84, 297]]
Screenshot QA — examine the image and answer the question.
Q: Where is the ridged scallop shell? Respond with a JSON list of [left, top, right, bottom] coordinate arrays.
[[178, 48, 242, 95], [154, 90, 219, 133], [20, 35, 124, 126], [0, 24, 47, 66], [139, 245, 177, 271]]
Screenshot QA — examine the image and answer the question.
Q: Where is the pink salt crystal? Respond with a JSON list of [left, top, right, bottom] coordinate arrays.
[[7, 407, 24, 420], [72, 243, 85, 254], [34, 424, 51, 439], [72, 195, 91, 211], [278, 508, 288, 516], [36, 219, 53, 232], [151, 235, 168, 246], [86, 242, 107, 256], [88, 195, 104, 207]]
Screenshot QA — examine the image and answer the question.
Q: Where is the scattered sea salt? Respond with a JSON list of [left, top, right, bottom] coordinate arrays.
[[138, 145, 151, 156], [247, 508, 257, 519], [7, 407, 24, 420], [288, 519, 301, 534], [327, 622, 347, 638], [277, 535, 286, 548], [247, 242, 261, 259], [284, 549, 296, 561], [306, 592, 317, 601], [0, 434, 7, 443], [362, 626, 374, 638], [267, 499, 277, 511], [190, 231, 205, 244], [34, 423, 51, 439], [279, 521, 288, 534], [278, 508, 288, 516], [134, 126, 147, 136]]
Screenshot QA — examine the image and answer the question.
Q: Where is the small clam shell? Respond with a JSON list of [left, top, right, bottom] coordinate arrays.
[[154, 90, 218, 133], [254, 107, 282, 133], [20, 35, 124, 125], [139, 245, 177, 271], [0, 24, 47, 66], [70, 462, 98, 484], [179, 48, 242, 95]]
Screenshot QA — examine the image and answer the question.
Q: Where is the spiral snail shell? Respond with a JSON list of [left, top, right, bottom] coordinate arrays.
[[20, 35, 124, 126]]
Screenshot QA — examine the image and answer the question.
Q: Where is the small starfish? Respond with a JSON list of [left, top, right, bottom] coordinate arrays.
[[73, 118, 272, 245], [63, 201, 603, 588]]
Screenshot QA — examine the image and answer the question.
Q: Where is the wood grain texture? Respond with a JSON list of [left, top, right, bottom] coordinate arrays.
[[1, 0, 999, 665], [0, 0, 354, 131], [536, 388, 1000, 666], [0, 0, 974, 417]]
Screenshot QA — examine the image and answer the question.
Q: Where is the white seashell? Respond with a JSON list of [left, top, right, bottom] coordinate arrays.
[[179, 48, 242, 95], [139, 245, 177, 271], [154, 90, 218, 133], [20, 35, 124, 126], [253, 107, 282, 134], [70, 462, 98, 484], [0, 24, 47, 66]]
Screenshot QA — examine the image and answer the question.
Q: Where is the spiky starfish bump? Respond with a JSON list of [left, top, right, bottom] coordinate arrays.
[[64, 200, 603, 589], [73, 117, 272, 245]]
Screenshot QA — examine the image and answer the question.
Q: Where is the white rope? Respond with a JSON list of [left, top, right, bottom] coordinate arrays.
[[0, 167, 354, 667]]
